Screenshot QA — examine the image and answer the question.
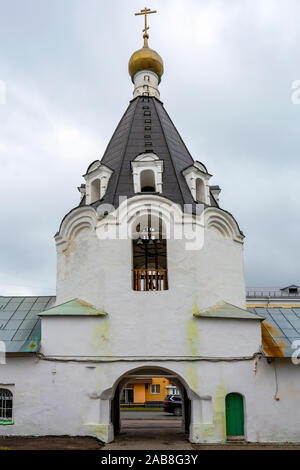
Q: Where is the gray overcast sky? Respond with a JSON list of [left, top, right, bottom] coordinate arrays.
[[0, 0, 299, 296]]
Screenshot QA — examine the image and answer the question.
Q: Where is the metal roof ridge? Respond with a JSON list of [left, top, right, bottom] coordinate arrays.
[[194, 300, 263, 320], [38, 298, 107, 316]]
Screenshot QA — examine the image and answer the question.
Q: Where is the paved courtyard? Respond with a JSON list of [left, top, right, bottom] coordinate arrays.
[[1, 412, 300, 450]]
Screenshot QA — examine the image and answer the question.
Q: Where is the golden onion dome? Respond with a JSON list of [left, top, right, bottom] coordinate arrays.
[[128, 45, 164, 83]]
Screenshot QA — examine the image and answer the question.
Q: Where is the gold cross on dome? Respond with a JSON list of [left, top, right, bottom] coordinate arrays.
[[134, 7, 157, 46]]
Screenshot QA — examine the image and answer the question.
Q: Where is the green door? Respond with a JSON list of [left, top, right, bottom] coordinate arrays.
[[225, 393, 244, 436]]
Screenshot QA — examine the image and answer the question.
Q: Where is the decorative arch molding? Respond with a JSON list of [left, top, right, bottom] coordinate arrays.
[[92, 195, 209, 254], [55, 195, 187, 249], [109, 194, 189, 226], [124, 196, 178, 235], [204, 207, 244, 243], [134, 152, 159, 162], [194, 161, 209, 174], [55, 196, 243, 250], [94, 194, 202, 242], [55, 206, 98, 247]]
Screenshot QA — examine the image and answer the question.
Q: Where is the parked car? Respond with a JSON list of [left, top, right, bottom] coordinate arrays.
[[163, 394, 182, 416]]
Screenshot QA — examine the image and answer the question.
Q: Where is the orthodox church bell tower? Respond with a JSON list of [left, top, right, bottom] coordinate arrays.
[[55, 5, 248, 320], [50, 8, 260, 444], [3, 9, 298, 448], [56, 7, 245, 305]]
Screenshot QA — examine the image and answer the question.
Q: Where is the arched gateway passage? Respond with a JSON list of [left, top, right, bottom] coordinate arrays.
[[110, 366, 192, 442]]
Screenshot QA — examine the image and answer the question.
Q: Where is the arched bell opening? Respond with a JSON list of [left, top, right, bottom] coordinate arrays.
[[131, 213, 168, 291], [195, 178, 205, 203], [90, 178, 101, 204], [140, 169, 156, 193]]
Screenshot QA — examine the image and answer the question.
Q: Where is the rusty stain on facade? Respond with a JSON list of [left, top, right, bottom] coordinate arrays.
[[261, 321, 288, 358]]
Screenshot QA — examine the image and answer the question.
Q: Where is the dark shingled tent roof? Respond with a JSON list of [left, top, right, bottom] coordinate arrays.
[[82, 96, 218, 210]]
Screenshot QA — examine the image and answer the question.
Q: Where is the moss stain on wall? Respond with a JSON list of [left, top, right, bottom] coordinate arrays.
[[90, 318, 111, 356], [187, 319, 200, 357], [185, 298, 201, 393], [186, 364, 199, 393], [192, 295, 200, 315], [86, 423, 108, 443], [213, 380, 227, 441]]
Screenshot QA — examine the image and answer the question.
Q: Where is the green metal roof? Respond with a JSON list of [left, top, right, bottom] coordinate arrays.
[[0, 296, 55, 353], [248, 306, 300, 357], [38, 298, 107, 317], [0, 297, 106, 353], [194, 301, 263, 320]]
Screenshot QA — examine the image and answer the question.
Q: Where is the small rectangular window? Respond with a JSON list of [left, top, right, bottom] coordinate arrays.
[[143, 106, 149, 109], [145, 126, 151, 131], [151, 384, 160, 394], [144, 111, 151, 116], [145, 119, 151, 123], [142, 97, 150, 102], [0, 389, 13, 424], [145, 142, 152, 146], [144, 135, 151, 139]]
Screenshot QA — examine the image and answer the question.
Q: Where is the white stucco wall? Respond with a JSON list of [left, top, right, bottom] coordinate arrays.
[[40, 316, 261, 359], [55, 198, 247, 364], [1, 357, 300, 443]]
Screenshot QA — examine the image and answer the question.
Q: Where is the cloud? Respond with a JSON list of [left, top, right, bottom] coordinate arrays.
[[0, 0, 299, 294], [0, 79, 102, 295]]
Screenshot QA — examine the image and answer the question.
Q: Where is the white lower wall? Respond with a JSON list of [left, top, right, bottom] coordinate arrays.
[[1, 356, 300, 443]]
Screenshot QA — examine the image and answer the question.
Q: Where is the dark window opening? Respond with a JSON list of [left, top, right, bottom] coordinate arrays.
[[289, 287, 298, 294], [141, 186, 155, 192], [140, 170, 155, 192], [195, 178, 205, 202], [90, 179, 101, 204], [120, 387, 134, 404]]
